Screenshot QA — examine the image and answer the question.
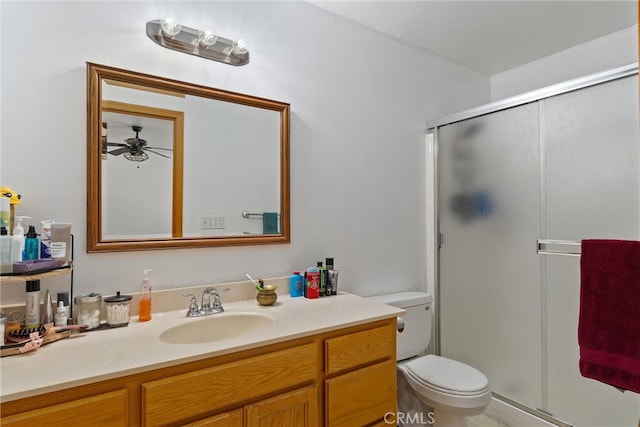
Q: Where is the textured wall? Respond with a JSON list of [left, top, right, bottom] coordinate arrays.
[[0, 1, 488, 301]]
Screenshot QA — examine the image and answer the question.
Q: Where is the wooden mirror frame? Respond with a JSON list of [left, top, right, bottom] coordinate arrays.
[[87, 63, 290, 252]]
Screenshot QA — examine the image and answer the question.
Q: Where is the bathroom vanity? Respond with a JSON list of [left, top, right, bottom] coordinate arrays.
[[0, 292, 402, 426]]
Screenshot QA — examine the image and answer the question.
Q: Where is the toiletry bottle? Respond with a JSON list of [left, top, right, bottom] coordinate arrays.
[[24, 225, 39, 260], [306, 266, 320, 299], [51, 223, 71, 262], [54, 301, 67, 327], [57, 291, 70, 318], [0, 227, 11, 273], [25, 280, 41, 328], [40, 220, 54, 259], [10, 216, 28, 264], [303, 271, 308, 298], [325, 257, 335, 295], [289, 271, 303, 297], [138, 269, 152, 322], [41, 289, 54, 324], [317, 261, 327, 296]]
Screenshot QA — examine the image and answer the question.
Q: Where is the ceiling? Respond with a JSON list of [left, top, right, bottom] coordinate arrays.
[[309, 1, 637, 76]]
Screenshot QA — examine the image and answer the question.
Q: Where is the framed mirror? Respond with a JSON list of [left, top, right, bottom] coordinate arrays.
[[87, 63, 290, 252]]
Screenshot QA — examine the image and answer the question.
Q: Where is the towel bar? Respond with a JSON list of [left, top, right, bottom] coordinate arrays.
[[241, 210, 280, 219], [537, 239, 581, 257]]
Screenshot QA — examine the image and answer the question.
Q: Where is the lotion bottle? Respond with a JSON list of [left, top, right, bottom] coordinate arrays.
[[138, 269, 152, 322]]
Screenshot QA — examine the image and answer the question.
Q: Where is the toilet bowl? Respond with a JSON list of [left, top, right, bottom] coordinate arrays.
[[368, 292, 491, 427]]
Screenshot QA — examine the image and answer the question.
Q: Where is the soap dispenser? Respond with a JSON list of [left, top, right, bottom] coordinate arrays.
[[138, 269, 152, 322]]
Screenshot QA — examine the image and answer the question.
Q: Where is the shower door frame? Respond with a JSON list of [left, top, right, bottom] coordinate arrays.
[[427, 63, 638, 425]]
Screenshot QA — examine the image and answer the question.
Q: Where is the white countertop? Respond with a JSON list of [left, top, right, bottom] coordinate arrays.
[[0, 292, 403, 402]]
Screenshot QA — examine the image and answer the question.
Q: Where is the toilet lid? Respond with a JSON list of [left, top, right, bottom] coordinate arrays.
[[405, 355, 489, 394]]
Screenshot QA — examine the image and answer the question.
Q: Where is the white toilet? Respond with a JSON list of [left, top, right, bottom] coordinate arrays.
[[369, 292, 491, 427]]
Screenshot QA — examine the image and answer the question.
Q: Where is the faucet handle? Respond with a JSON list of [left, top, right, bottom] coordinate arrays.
[[208, 287, 229, 312], [181, 293, 201, 317]]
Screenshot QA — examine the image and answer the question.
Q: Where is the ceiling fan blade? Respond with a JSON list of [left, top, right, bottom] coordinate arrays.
[[145, 149, 172, 159], [108, 147, 130, 156], [145, 146, 173, 151], [106, 142, 129, 147]]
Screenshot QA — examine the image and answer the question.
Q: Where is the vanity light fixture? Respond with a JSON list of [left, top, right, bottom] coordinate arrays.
[[146, 19, 250, 66]]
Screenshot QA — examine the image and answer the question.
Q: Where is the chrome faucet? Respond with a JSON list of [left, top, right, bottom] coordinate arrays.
[[181, 287, 228, 317]]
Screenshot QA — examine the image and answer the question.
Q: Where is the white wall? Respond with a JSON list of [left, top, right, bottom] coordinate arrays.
[[491, 26, 638, 100], [0, 1, 488, 301]]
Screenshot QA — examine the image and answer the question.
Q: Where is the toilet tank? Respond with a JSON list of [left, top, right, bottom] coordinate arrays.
[[368, 292, 432, 361]]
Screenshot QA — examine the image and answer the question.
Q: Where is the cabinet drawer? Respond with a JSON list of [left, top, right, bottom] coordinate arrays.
[[1, 389, 128, 427], [143, 343, 318, 426], [325, 324, 394, 375], [325, 360, 396, 427]]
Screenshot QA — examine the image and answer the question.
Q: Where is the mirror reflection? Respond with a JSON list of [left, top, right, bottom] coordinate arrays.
[[87, 63, 290, 252]]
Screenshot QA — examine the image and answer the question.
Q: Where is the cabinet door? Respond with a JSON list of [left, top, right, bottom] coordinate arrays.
[[182, 409, 243, 427], [0, 389, 128, 427], [245, 385, 319, 427], [325, 360, 396, 427]]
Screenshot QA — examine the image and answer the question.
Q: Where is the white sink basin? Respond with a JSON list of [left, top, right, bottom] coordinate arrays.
[[159, 312, 275, 344]]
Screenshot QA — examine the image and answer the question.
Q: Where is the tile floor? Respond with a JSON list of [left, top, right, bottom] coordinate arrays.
[[468, 413, 511, 427]]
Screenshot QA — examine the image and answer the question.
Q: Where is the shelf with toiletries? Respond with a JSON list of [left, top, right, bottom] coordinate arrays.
[[0, 263, 72, 283], [0, 235, 74, 327], [0, 234, 73, 282]]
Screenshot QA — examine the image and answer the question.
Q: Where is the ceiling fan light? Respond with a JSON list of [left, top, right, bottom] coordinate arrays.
[[124, 151, 149, 162]]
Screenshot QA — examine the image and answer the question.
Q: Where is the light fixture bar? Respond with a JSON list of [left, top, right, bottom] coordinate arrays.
[[146, 20, 249, 66]]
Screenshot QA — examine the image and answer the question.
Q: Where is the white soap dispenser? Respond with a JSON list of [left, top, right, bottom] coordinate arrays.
[[10, 216, 29, 264]]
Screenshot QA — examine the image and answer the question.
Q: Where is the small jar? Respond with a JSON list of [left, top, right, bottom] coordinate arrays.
[[74, 293, 102, 329], [104, 292, 132, 328]]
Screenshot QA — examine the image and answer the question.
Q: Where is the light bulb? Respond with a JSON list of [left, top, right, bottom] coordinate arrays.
[[197, 30, 217, 47], [232, 38, 249, 55], [160, 19, 181, 37]]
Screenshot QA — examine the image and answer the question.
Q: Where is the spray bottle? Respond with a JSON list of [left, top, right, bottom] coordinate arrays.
[[10, 216, 29, 264], [138, 269, 152, 322]]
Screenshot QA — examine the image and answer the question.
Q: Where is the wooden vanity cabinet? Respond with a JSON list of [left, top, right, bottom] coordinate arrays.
[[0, 318, 396, 427], [324, 325, 397, 426]]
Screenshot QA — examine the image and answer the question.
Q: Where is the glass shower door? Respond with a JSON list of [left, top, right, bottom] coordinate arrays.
[[542, 75, 640, 426], [437, 71, 640, 427], [438, 102, 543, 410]]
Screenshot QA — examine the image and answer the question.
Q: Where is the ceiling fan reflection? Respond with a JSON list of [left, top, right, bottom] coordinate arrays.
[[104, 125, 173, 163]]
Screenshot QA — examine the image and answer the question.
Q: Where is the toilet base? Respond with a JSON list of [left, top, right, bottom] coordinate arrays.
[[431, 408, 470, 427], [396, 362, 490, 427]]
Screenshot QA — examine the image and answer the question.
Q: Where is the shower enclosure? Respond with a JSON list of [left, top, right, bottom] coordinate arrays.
[[431, 65, 640, 427]]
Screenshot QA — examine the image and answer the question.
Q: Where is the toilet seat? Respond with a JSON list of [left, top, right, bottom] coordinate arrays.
[[405, 355, 490, 396]]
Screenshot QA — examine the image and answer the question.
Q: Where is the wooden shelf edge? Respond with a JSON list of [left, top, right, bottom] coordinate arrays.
[[0, 266, 73, 284]]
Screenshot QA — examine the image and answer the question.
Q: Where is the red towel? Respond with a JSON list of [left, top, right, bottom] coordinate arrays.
[[578, 239, 640, 393]]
